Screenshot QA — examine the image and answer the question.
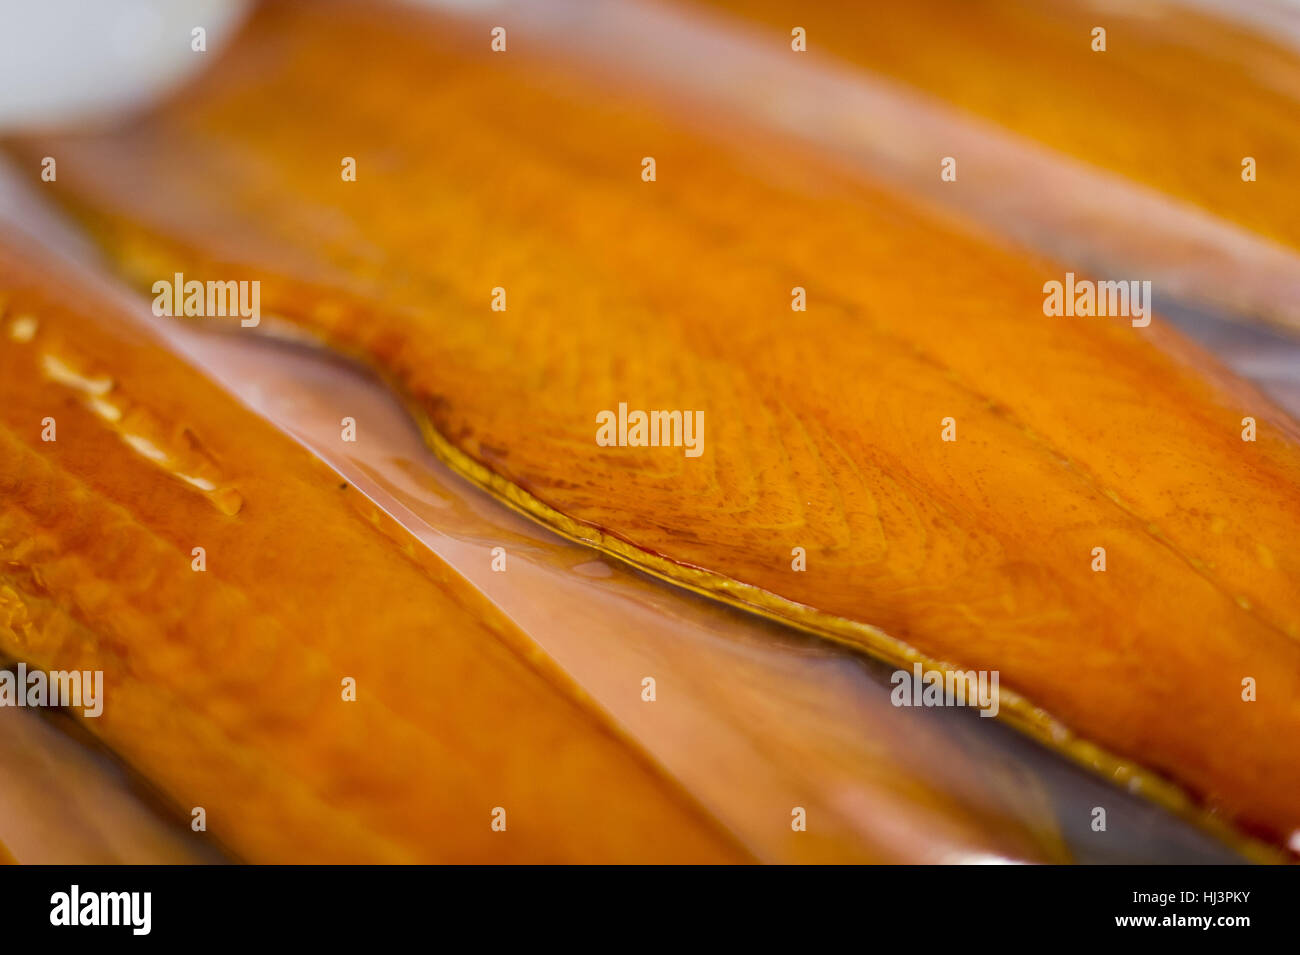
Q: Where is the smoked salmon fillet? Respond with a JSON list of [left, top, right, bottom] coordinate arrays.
[[13, 0, 1300, 855], [0, 234, 750, 864], [704, 0, 1300, 252]]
